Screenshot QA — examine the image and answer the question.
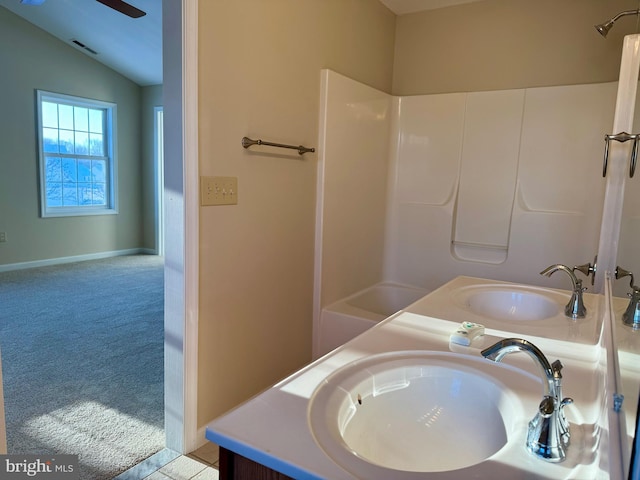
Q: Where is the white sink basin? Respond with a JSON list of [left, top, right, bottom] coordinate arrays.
[[406, 277, 603, 345], [453, 285, 561, 321], [308, 351, 536, 477]]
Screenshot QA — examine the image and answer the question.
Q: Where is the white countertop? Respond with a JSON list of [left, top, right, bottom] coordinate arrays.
[[206, 276, 619, 479]]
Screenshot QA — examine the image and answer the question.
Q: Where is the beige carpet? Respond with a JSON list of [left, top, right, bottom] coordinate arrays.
[[0, 254, 165, 479]]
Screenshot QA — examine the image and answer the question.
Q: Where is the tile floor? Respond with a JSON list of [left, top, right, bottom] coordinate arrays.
[[116, 443, 220, 480]]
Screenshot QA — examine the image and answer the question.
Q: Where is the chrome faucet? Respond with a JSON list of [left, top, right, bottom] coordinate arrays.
[[481, 338, 573, 462], [615, 266, 640, 329], [540, 264, 586, 319]]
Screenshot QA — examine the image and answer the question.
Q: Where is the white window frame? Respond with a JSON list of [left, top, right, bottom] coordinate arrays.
[[36, 90, 118, 218]]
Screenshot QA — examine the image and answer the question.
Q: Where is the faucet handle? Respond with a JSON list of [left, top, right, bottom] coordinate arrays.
[[559, 397, 574, 447], [551, 359, 563, 379], [615, 266, 635, 289], [573, 256, 597, 286]]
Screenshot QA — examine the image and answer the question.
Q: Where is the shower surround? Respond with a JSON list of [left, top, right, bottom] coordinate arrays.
[[313, 68, 640, 357]]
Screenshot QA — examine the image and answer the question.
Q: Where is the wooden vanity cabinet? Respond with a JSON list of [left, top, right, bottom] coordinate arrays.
[[219, 447, 293, 480]]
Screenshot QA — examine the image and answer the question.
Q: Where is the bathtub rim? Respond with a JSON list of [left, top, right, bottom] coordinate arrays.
[[322, 281, 430, 322]]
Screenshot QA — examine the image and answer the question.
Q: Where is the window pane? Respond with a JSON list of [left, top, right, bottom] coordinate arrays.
[[43, 128, 59, 153], [75, 131, 89, 155], [62, 158, 77, 182], [78, 159, 91, 182], [92, 160, 106, 182], [89, 133, 104, 156], [89, 109, 103, 134], [62, 184, 78, 206], [46, 183, 62, 207], [74, 107, 88, 132], [78, 183, 92, 205], [59, 104, 74, 130], [45, 157, 62, 183], [38, 92, 115, 217], [92, 184, 106, 205], [59, 129, 74, 154], [42, 102, 58, 128]]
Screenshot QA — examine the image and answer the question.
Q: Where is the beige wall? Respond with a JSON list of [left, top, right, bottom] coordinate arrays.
[[197, 0, 396, 426], [0, 7, 146, 266], [393, 0, 639, 95]]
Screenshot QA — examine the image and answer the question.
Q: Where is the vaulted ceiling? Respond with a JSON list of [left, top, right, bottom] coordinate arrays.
[[0, 0, 162, 86]]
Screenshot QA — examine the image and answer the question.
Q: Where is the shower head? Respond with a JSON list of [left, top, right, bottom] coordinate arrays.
[[595, 9, 640, 38], [595, 19, 616, 38]]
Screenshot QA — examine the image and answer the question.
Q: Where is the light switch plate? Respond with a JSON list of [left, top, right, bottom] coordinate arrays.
[[201, 176, 238, 206]]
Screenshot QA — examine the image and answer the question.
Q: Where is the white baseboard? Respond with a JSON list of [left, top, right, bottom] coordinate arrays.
[[0, 248, 156, 273]]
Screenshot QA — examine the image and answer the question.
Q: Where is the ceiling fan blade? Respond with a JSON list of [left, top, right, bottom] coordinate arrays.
[[96, 0, 146, 18]]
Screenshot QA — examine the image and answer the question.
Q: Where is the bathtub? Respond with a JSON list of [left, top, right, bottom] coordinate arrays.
[[318, 282, 429, 356]]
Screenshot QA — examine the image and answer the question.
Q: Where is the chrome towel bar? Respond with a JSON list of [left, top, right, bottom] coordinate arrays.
[[602, 131, 639, 178], [242, 136, 315, 155]]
